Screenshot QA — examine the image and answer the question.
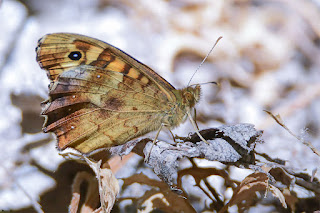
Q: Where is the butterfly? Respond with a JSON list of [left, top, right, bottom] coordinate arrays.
[[36, 33, 207, 154]]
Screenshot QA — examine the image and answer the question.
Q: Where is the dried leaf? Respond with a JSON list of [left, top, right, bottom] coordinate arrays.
[[145, 124, 261, 187], [121, 173, 196, 212], [84, 157, 119, 213], [220, 172, 287, 212], [69, 171, 99, 213], [269, 184, 287, 208]]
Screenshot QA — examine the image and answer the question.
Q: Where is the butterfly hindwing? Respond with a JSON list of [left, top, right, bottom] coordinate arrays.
[[41, 62, 173, 153]]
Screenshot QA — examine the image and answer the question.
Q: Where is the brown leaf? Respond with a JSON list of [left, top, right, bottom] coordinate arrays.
[[219, 172, 287, 212], [84, 157, 119, 213], [69, 171, 99, 213], [121, 173, 196, 212]]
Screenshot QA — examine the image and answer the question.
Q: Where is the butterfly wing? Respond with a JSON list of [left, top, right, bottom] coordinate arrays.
[[36, 33, 176, 102], [36, 33, 178, 154]]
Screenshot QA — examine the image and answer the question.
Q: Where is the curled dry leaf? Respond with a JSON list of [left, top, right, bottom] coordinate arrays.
[[144, 124, 261, 187], [219, 172, 287, 213], [69, 171, 99, 213], [121, 173, 196, 212], [82, 157, 120, 213], [269, 184, 287, 208]]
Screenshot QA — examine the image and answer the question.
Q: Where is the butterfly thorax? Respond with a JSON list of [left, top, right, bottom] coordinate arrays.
[[164, 85, 201, 127]]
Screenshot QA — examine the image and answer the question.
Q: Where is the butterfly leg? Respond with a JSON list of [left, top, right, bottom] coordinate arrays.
[[167, 128, 177, 143], [187, 111, 210, 144], [193, 108, 200, 130], [145, 123, 164, 163]]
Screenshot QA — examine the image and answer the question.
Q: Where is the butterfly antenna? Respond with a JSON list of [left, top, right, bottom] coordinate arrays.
[[187, 36, 223, 86], [190, 81, 219, 87]]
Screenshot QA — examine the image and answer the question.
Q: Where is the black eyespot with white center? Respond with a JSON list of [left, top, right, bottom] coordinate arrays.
[[68, 51, 82, 60]]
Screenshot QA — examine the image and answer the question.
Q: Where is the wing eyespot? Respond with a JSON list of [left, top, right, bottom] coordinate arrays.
[[68, 51, 82, 60]]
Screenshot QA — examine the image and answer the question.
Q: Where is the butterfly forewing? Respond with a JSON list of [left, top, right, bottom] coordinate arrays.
[[37, 33, 177, 102]]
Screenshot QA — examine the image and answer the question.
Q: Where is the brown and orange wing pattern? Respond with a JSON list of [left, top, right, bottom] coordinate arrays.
[[36, 33, 176, 101], [36, 33, 176, 154]]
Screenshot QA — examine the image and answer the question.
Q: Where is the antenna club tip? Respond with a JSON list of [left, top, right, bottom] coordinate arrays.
[[187, 36, 222, 86], [211, 81, 219, 86]]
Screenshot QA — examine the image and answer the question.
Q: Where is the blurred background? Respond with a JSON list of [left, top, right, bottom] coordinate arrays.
[[0, 0, 320, 212]]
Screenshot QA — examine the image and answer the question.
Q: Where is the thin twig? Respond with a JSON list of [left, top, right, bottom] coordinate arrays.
[[265, 110, 320, 157]]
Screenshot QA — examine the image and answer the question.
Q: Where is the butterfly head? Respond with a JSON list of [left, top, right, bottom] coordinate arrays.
[[181, 84, 201, 109]]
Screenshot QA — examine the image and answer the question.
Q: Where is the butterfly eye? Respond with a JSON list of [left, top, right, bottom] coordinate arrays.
[[185, 92, 193, 102], [68, 51, 82, 60]]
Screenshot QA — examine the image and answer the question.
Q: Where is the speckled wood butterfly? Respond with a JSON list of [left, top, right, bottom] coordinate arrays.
[[36, 33, 206, 154]]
